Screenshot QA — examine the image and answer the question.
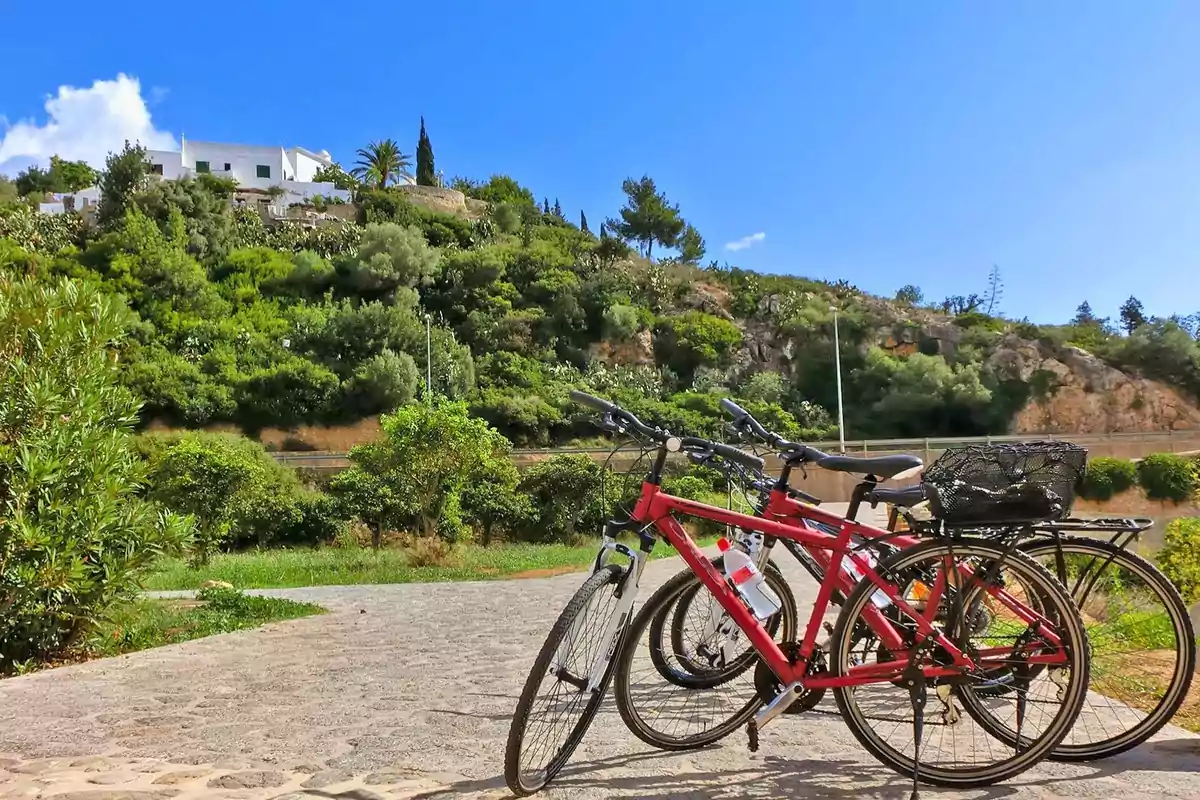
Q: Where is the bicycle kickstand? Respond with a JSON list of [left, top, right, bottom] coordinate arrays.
[[903, 652, 929, 800]]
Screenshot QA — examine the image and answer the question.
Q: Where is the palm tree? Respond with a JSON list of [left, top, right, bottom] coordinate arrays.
[[351, 139, 412, 189]]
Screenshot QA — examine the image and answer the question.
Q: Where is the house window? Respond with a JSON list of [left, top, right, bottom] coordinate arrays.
[[150, 163, 164, 175], [196, 161, 211, 174], [256, 165, 271, 179], [223, 163, 231, 172]]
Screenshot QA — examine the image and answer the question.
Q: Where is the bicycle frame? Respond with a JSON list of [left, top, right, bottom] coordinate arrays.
[[632, 480, 1070, 703]]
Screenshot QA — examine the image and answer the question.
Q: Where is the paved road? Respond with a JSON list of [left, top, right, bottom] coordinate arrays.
[[1, 525, 1199, 799]]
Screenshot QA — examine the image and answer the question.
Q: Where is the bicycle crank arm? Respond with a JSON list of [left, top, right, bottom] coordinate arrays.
[[754, 681, 806, 729]]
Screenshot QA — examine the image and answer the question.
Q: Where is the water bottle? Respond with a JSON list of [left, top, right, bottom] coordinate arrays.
[[717, 538, 782, 620], [842, 536, 892, 610]]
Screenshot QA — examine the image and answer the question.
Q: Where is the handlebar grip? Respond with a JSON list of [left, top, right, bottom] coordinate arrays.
[[720, 397, 750, 420], [710, 442, 765, 473], [569, 390, 617, 414]]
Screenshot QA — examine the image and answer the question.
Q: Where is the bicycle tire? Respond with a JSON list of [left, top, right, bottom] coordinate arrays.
[[505, 563, 625, 796], [1019, 536, 1196, 761], [655, 557, 797, 689], [830, 539, 1090, 788], [613, 563, 796, 750]]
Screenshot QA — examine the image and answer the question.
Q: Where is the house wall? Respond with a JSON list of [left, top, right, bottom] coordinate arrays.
[[289, 150, 326, 183], [179, 141, 288, 185], [146, 149, 185, 179]]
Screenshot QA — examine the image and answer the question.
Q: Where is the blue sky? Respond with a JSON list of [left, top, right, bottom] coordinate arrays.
[[2, 1, 1199, 324]]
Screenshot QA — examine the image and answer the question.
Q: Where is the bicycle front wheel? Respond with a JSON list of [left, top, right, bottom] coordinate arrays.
[[505, 563, 626, 796], [830, 539, 1090, 788]]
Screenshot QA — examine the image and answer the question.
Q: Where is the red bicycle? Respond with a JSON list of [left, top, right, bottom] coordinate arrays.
[[505, 392, 1090, 796]]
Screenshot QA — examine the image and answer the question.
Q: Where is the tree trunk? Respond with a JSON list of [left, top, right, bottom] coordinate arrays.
[[371, 522, 382, 550], [481, 520, 493, 547]]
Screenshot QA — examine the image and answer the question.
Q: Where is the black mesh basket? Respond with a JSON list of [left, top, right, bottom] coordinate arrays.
[[922, 441, 1088, 525]]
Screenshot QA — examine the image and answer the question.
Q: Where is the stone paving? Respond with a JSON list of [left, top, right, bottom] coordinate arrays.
[[2, 531, 1200, 799]]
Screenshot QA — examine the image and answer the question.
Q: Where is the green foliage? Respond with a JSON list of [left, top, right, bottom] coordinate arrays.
[[1120, 296, 1147, 335], [677, 223, 706, 265], [654, 311, 743, 384], [453, 174, 537, 210], [357, 188, 477, 249], [344, 400, 509, 541], [347, 221, 440, 297], [1157, 517, 1200, 603], [312, 162, 358, 191], [1113, 320, 1200, 400], [132, 174, 237, 262], [460, 458, 534, 545], [518, 454, 621, 543], [0, 176, 20, 208], [343, 349, 420, 415], [740, 371, 785, 404], [352, 139, 412, 189], [98, 140, 150, 225], [0, 274, 191, 672], [850, 349, 992, 438], [142, 431, 337, 555], [416, 117, 436, 187], [15, 156, 99, 197], [895, 284, 923, 305], [603, 303, 644, 341], [1137, 453, 1199, 503], [1078, 457, 1138, 501], [607, 175, 685, 260], [0, 206, 87, 255]]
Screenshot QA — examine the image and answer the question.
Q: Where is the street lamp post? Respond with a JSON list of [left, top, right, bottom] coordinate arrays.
[[424, 313, 433, 401], [830, 306, 846, 453]]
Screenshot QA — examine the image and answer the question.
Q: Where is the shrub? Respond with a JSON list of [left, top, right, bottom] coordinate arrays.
[[1078, 457, 1139, 501], [343, 349, 420, 415], [144, 432, 336, 555], [1137, 453, 1199, 503], [343, 400, 512, 542], [1157, 518, 1200, 603], [0, 274, 191, 672], [518, 454, 622, 543], [404, 535, 457, 567]]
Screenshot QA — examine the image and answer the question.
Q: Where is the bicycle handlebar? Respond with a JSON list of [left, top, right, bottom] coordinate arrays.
[[570, 390, 764, 473], [722, 396, 829, 464]]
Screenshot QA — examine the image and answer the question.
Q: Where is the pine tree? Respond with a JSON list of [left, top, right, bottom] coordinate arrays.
[[580, 210, 590, 233], [1072, 301, 1097, 326], [415, 118, 436, 187], [542, 197, 551, 215], [1120, 296, 1147, 334], [553, 198, 563, 218]]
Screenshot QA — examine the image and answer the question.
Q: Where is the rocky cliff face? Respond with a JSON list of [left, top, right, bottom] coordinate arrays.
[[989, 337, 1200, 433], [727, 293, 1200, 434]]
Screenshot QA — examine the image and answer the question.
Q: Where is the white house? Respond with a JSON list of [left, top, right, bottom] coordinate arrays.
[[145, 136, 357, 207], [38, 186, 101, 215]]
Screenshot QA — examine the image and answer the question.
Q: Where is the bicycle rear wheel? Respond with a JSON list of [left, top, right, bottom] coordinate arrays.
[[830, 539, 1090, 788], [1020, 536, 1196, 761], [613, 561, 797, 750], [505, 563, 626, 796]]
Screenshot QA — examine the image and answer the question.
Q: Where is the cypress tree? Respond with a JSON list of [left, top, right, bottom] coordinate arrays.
[[580, 210, 590, 233], [416, 117, 435, 186]]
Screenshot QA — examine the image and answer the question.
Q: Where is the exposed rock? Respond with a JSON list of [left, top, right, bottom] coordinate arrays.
[[588, 330, 654, 366], [681, 285, 733, 320], [989, 337, 1200, 433], [207, 771, 290, 789]]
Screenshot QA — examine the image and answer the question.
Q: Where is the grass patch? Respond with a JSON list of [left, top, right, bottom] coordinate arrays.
[[89, 587, 323, 658], [143, 536, 719, 591]]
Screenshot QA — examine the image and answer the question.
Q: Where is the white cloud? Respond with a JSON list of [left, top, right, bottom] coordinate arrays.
[[725, 231, 766, 251], [0, 74, 177, 175]]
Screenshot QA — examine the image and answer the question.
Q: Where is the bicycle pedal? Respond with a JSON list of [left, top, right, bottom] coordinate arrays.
[[747, 721, 759, 753]]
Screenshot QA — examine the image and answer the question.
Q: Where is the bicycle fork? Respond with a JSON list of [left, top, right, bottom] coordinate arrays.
[[553, 534, 649, 693]]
